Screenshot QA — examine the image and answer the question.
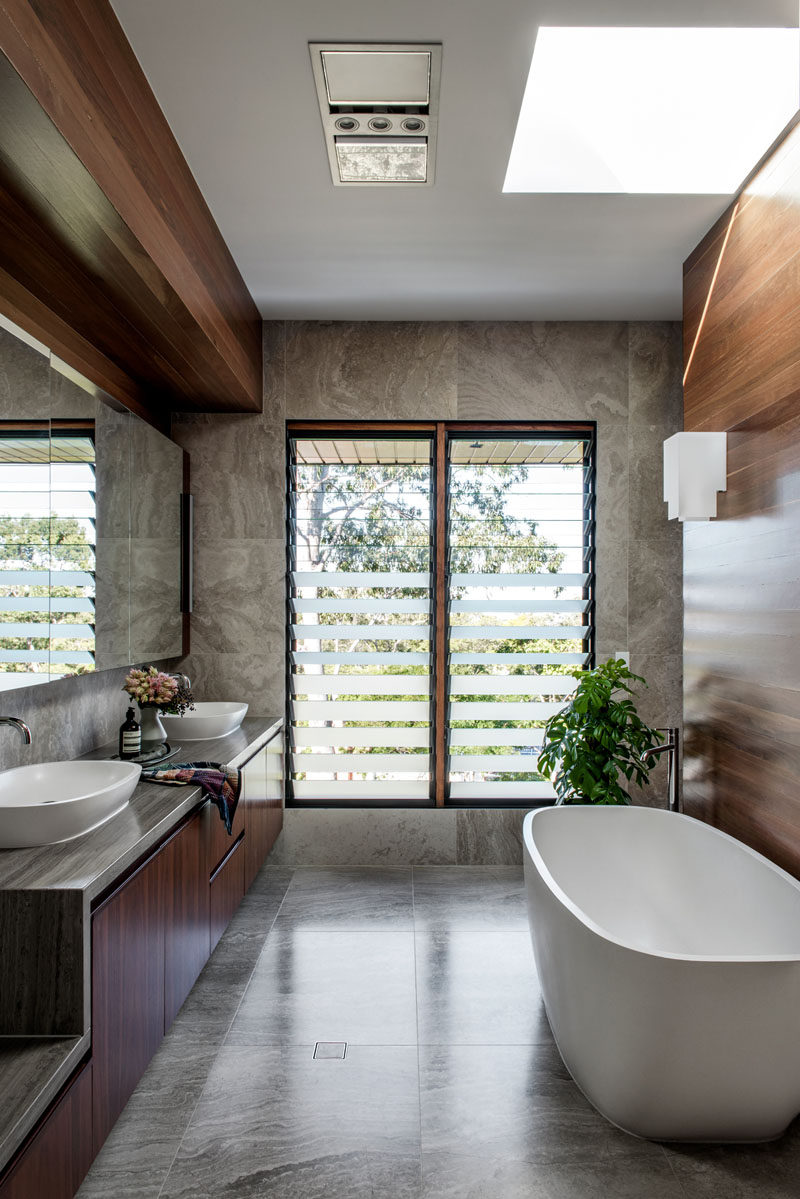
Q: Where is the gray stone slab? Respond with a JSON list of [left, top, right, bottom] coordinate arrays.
[[420, 1152, 685, 1198], [419, 1042, 667, 1167], [415, 925, 548, 1045], [159, 1043, 421, 1196], [0, 888, 85, 1034], [227, 925, 417, 1046], [285, 320, 457, 421], [455, 808, 529, 865], [269, 808, 457, 866], [412, 866, 527, 930], [275, 865, 414, 927]]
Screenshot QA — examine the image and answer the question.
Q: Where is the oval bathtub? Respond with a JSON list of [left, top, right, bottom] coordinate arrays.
[[522, 806, 800, 1143]]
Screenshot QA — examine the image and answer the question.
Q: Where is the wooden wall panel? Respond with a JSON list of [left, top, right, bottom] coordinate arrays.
[[683, 118, 800, 877], [0, 0, 262, 417]]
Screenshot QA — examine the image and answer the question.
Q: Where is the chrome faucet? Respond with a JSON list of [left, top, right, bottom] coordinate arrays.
[[642, 727, 680, 813], [0, 717, 32, 745], [169, 673, 192, 692]]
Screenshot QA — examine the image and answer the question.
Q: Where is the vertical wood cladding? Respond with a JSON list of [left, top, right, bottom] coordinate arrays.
[[0, 0, 262, 415], [683, 119, 800, 875]]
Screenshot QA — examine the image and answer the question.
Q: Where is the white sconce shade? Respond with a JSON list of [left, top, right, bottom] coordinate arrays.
[[663, 432, 727, 521]]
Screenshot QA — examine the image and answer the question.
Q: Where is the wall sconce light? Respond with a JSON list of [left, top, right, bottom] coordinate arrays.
[[663, 431, 727, 521]]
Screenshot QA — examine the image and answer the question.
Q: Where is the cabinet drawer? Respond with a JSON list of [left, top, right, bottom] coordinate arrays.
[[204, 796, 245, 877], [209, 836, 244, 953], [0, 1063, 92, 1199]]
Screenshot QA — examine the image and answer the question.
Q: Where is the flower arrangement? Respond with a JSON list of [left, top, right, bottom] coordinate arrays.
[[123, 666, 193, 715]]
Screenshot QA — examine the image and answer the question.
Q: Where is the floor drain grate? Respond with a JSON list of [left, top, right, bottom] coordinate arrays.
[[313, 1042, 347, 1060]]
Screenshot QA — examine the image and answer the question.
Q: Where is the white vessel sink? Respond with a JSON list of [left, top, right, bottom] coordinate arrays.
[[159, 701, 249, 741], [0, 760, 141, 848]]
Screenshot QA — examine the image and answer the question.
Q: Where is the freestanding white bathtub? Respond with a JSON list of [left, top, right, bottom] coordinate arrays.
[[523, 806, 800, 1142]]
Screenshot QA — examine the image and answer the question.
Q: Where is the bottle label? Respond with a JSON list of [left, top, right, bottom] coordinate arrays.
[[122, 731, 141, 752]]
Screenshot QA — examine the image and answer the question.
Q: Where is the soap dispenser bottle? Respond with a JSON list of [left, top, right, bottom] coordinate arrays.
[[119, 707, 141, 760]]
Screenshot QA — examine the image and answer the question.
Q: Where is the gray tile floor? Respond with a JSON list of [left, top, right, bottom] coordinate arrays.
[[77, 865, 800, 1198]]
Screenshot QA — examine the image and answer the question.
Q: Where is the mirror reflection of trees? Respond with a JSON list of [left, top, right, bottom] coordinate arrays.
[[0, 424, 96, 684], [0, 316, 185, 691]]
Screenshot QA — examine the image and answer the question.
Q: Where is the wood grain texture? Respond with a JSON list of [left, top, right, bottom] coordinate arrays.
[[0, 890, 83, 1035], [163, 812, 209, 1030], [209, 836, 244, 954], [0, 1038, 87, 1179], [683, 120, 800, 877], [91, 850, 166, 1153], [0, 0, 261, 415], [0, 1062, 91, 1199]]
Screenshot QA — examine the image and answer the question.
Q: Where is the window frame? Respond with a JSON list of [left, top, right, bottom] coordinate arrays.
[[286, 419, 596, 809]]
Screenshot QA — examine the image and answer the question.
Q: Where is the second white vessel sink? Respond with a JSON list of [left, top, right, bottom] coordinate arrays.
[[159, 701, 248, 741], [0, 760, 141, 849]]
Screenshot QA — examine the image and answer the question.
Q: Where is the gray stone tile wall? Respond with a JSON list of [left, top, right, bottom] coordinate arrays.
[[171, 320, 684, 855]]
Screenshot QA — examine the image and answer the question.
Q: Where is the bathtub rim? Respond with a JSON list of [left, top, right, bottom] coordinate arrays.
[[522, 806, 800, 965]]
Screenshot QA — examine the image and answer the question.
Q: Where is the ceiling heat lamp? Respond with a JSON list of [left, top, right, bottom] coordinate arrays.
[[309, 43, 442, 186]]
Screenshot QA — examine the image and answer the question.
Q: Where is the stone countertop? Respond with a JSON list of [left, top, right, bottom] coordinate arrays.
[[0, 715, 283, 895], [0, 715, 283, 1175], [0, 1036, 89, 1175]]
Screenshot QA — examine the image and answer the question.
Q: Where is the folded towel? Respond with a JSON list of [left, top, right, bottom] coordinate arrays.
[[142, 761, 241, 834]]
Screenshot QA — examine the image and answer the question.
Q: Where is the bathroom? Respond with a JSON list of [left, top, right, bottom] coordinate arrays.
[[0, 0, 798, 1196]]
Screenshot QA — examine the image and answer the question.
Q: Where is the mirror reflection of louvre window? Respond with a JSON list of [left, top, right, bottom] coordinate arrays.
[[0, 423, 96, 689], [287, 425, 595, 807]]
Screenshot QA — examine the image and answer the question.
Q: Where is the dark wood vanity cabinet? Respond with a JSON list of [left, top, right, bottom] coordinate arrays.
[[0, 1064, 92, 1199], [91, 805, 217, 1148], [243, 736, 283, 892], [203, 783, 246, 879], [91, 835, 171, 1152], [91, 729, 283, 1150], [2, 727, 283, 1198], [209, 836, 245, 952], [163, 810, 210, 1028], [207, 731, 284, 947]]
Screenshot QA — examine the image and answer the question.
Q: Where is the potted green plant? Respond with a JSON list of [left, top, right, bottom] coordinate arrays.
[[538, 658, 661, 805]]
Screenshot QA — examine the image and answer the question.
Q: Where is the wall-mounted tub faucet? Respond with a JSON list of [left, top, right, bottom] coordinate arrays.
[[0, 717, 32, 745], [642, 728, 680, 813]]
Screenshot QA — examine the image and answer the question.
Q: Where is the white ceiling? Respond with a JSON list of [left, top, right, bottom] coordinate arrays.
[[111, 0, 799, 321]]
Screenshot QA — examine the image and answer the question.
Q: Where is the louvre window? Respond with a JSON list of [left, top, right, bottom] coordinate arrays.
[[0, 423, 96, 687], [446, 435, 593, 802], [287, 424, 594, 806], [289, 437, 433, 801]]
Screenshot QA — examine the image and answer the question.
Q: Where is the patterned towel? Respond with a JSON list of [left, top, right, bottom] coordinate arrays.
[[142, 761, 241, 834]]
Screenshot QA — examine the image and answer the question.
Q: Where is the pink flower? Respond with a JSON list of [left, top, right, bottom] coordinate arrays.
[[123, 665, 179, 707]]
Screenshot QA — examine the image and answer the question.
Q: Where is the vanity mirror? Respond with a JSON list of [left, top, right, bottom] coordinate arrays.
[[0, 315, 185, 691]]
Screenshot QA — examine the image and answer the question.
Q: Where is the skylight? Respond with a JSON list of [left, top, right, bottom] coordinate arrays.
[[503, 27, 800, 194]]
